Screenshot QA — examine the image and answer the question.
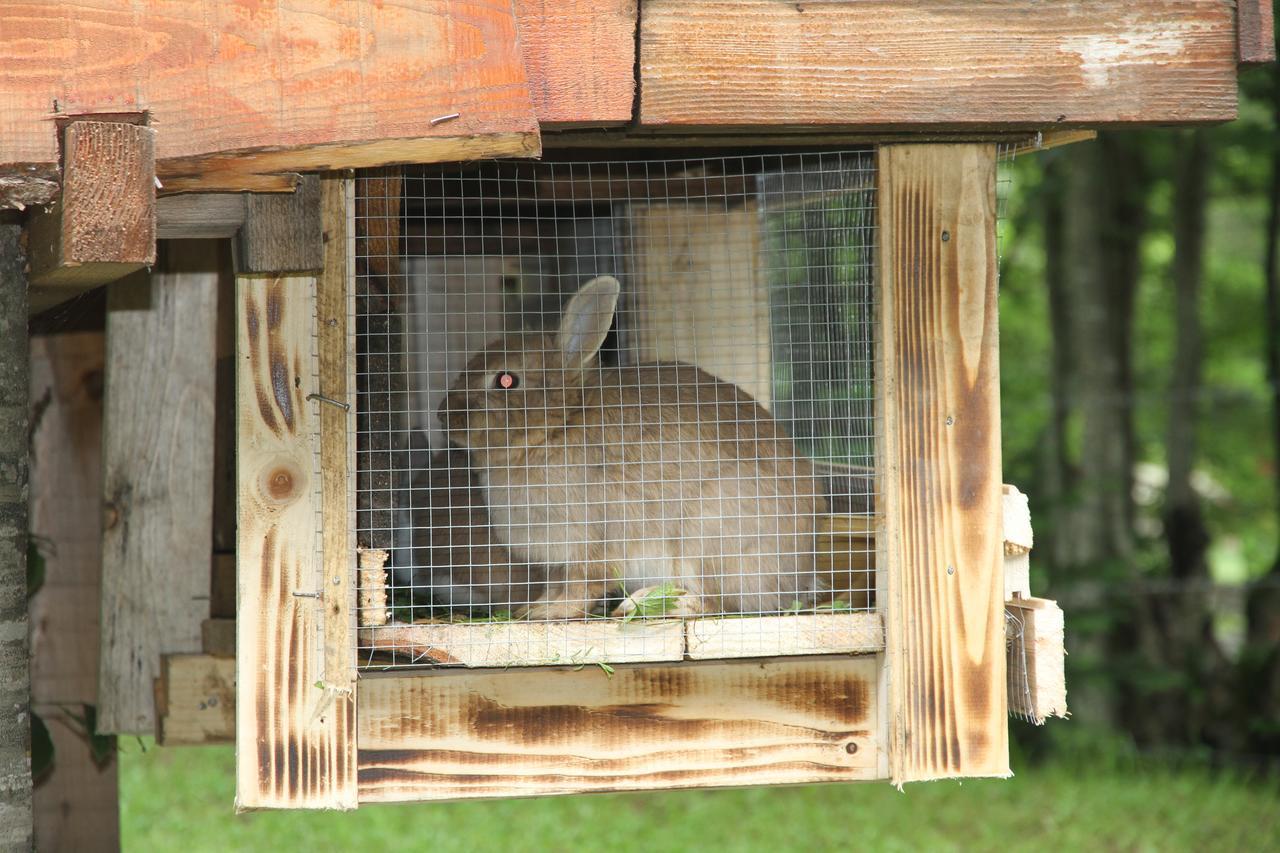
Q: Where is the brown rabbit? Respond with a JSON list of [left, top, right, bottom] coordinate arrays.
[[392, 448, 543, 614], [440, 275, 827, 620]]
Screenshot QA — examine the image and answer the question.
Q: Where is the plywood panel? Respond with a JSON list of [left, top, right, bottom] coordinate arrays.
[[639, 0, 1237, 128], [877, 144, 1008, 784], [358, 656, 880, 802], [98, 243, 219, 735]]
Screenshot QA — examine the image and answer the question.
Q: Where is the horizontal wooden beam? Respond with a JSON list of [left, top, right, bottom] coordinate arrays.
[[1238, 0, 1277, 65], [154, 655, 235, 746], [358, 656, 881, 801], [639, 0, 1238, 129], [156, 195, 246, 241]]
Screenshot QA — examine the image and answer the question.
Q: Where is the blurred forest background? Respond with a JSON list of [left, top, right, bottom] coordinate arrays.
[[999, 59, 1280, 763]]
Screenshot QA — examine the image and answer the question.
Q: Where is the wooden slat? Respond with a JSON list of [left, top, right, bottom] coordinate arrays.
[[877, 144, 1008, 784], [98, 243, 219, 735], [201, 619, 236, 657], [156, 194, 246, 241], [2, 1, 540, 196], [515, 0, 637, 125], [236, 176, 324, 275], [639, 1, 1238, 129], [28, 332, 120, 852], [26, 122, 156, 303], [686, 613, 882, 661], [1238, 0, 1277, 65], [155, 655, 235, 746], [1006, 598, 1068, 724], [360, 621, 685, 668], [237, 257, 355, 808], [358, 656, 880, 802]]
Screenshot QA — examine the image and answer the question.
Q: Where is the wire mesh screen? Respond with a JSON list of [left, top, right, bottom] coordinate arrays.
[[355, 152, 878, 669]]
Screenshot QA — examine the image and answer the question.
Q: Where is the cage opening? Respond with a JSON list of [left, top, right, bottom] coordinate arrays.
[[354, 151, 880, 669]]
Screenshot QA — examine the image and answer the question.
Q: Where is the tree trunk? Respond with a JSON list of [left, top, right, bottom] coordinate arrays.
[[0, 222, 34, 851], [1041, 155, 1076, 578]]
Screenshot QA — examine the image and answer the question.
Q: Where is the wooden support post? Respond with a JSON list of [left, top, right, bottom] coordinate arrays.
[[235, 175, 324, 275], [878, 144, 1008, 785], [1238, 0, 1277, 65], [98, 241, 219, 734], [0, 222, 34, 851], [29, 332, 120, 852], [27, 121, 156, 312], [235, 174, 355, 810]]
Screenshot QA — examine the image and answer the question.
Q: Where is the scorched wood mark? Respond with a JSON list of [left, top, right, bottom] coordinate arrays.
[[243, 294, 280, 436]]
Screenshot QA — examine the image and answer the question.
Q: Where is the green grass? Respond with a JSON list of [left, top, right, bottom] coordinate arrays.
[[120, 731, 1280, 852]]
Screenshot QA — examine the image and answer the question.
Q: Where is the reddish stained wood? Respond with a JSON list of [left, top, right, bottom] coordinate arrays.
[[877, 144, 1009, 784], [639, 0, 1238, 128], [515, 0, 636, 125], [1238, 0, 1277, 65], [357, 657, 880, 802], [2, 1, 540, 195]]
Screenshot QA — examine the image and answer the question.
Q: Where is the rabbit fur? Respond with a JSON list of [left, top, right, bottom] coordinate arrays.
[[440, 275, 827, 620]]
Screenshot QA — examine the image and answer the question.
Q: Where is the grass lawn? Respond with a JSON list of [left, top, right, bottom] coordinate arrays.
[[119, 731, 1279, 852]]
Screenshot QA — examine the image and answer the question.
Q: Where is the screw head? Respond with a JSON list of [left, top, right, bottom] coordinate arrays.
[[947, 565, 955, 576], [941, 230, 951, 242]]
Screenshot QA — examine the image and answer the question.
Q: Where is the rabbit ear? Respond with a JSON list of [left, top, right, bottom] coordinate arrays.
[[556, 276, 620, 369]]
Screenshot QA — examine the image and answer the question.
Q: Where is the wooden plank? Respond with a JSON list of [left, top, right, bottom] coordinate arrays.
[[1238, 0, 1277, 65], [237, 265, 355, 808], [1003, 485, 1034, 600], [360, 621, 685, 668], [358, 656, 881, 802], [877, 144, 1008, 785], [26, 122, 156, 291], [155, 655, 235, 746], [29, 332, 120, 853], [156, 194, 246, 241], [639, 1, 1238, 129], [686, 613, 882, 661], [235, 176, 324, 275], [98, 242, 219, 735], [515, 0, 636, 125], [210, 553, 236, 620], [201, 619, 236, 657], [1006, 598, 1068, 724], [2, 2, 540, 196]]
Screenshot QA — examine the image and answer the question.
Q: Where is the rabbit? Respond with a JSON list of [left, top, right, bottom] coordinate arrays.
[[391, 447, 543, 615], [440, 275, 828, 620]]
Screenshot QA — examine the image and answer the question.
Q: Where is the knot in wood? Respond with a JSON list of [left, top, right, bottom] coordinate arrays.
[[259, 460, 305, 506]]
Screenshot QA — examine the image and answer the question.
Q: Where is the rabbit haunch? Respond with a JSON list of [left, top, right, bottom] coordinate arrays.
[[441, 275, 827, 619]]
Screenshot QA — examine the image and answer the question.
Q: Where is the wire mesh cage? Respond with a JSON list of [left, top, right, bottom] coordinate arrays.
[[354, 151, 881, 669]]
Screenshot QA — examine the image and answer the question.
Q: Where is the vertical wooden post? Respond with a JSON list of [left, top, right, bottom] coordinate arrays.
[[98, 242, 219, 735], [235, 176, 355, 810], [0, 222, 34, 851], [877, 144, 1008, 785]]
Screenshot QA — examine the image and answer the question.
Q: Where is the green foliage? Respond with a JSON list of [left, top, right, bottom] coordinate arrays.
[[29, 712, 53, 787], [620, 583, 687, 622]]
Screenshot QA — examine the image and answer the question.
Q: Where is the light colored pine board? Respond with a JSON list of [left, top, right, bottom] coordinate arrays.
[[624, 202, 772, 407], [2, 2, 540, 193], [28, 332, 120, 853], [1006, 598, 1068, 724], [26, 122, 156, 293], [639, 1, 1237, 128], [358, 656, 881, 802], [686, 613, 883, 661], [154, 655, 235, 746], [1238, 0, 1276, 65], [236, 269, 356, 809], [360, 620, 685, 668], [98, 243, 219, 735], [515, 0, 636, 125], [877, 144, 1009, 785]]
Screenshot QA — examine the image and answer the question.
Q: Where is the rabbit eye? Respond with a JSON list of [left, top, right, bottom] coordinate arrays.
[[493, 371, 519, 390]]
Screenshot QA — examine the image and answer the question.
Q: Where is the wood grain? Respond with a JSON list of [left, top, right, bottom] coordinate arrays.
[[686, 613, 882, 661], [156, 194, 246, 241], [237, 270, 355, 809], [98, 243, 219, 735], [27, 122, 155, 290], [639, 1, 1238, 128], [28, 332, 119, 852], [1006, 598, 1067, 724], [155, 655, 235, 746], [1238, 0, 1277, 65], [236, 176, 324, 275], [358, 657, 880, 802], [201, 619, 236, 657], [515, 0, 636, 125], [1, 1, 540, 194], [877, 144, 1008, 784]]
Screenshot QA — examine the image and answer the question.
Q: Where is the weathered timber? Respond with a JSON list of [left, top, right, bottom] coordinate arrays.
[[2, 2, 540, 197], [154, 655, 235, 746], [878, 144, 1008, 784], [639, 1, 1238, 128], [358, 657, 880, 802], [1238, 0, 1277, 65], [98, 242, 219, 735], [201, 619, 236, 657], [26, 122, 156, 303], [156, 194, 246, 241], [0, 223, 34, 851], [235, 176, 324, 275], [515, 0, 636, 125], [28, 333, 120, 853]]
